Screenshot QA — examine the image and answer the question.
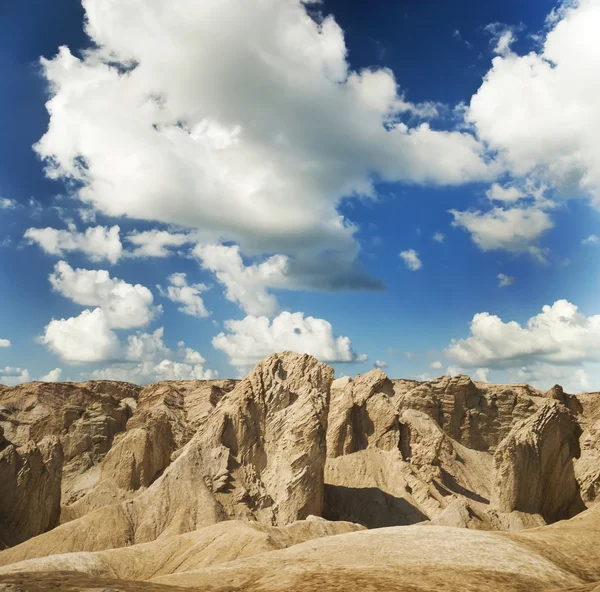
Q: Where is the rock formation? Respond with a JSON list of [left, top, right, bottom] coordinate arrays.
[[0, 436, 63, 547], [492, 401, 585, 522], [0, 352, 598, 592]]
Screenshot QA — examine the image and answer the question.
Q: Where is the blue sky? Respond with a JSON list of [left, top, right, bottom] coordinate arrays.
[[1, 0, 600, 391]]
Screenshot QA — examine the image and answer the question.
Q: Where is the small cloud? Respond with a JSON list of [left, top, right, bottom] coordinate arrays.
[[432, 232, 445, 243], [399, 249, 422, 271], [374, 360, 387, 369], [497, 273, 515, 288], [485, 23, 518, 56], [0, 338, 11, 348], [404, 351, 416, 360], [40, 368, 62, 383], [429, 361, 443, 370], [0, 198, 17, 210], [582, 234, 600, 245]]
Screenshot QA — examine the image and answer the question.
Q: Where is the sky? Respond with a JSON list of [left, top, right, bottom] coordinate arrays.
[[1, 0, 600, 392]]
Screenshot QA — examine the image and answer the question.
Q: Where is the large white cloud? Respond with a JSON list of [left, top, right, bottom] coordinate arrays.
[[34, 0, 494, 273], [50, 261, 160, 329], [24, 225, 122, 263], [213, 311, 366, 368], [446, 300, 600, 368], [194, 244, 289, 316], [40, 308, 120, 364], [468, 0, 600, 207]]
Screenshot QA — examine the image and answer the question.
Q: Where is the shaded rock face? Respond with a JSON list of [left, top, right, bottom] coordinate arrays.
[[327, 370, 399, 458], [492, 401, 585, 522], [191, 352, 333, 525], [0, 437, 64, 547]]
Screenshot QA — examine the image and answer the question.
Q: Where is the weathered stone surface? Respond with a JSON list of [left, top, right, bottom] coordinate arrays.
[[492, 401, 585, 522], [189, 351, 333, 525], [327, 369, 399, 458], [0, 437, 64, 547], [394, 375, 541, 451]]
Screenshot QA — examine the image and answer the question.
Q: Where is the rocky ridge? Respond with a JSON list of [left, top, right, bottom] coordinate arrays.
[[0, 351, 598, 591]]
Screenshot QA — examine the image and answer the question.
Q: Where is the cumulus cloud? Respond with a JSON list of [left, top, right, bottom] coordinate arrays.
[[469, 0, 600, 208], [374, 360, 388, 369], [34, 0, 494, 283], [497, 273, 515, 287], [40, 368, 62, 382], [450, 205, 553, 261], [50, 261, 160, 329], [92, 328, 216, 383], [399, 249, 422, 271], [24, 224, 122, 263], [485, 23, 518, 56], [194, 244, 289, 316], [429, 361, 443, 370], [0, 367, 30, 386], [213, 311, 366, 368], [158, 273, 210, 318], [432, 232, 445, 243], [446, 299, 600, 369], [0, 339, 10, 348], [40, 308, 121, 364]]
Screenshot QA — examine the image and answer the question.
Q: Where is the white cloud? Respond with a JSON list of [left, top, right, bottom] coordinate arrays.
[[429, 361, 443, 370], [399, 249, 422, 271], [446, 299, 600, 368], [0, 339, 10, 348], [582, 234, 600, 245], [24, 224, 122, 264], [473, 368, 490, 382], [49, 261, 160, 329], [40, 368, 62, 383], [374, 360, 387, 369], [469, 1, 600, 208], [158, 273, 210, 318], [126, 229, 193, 258], [92, 328, 217, 383], [194, 244, 289, 316], [34, 0, 494, 278], [485, 24, 517, 56], [125, 327, 170, 362], [486, 183, 526, 203], [432, 232, 445, 243], [213, 311, 365, 368], [0, 367, 30, 386], [40, 308, 120, 364], [450, 205, 553, 261], [0, 198, 17, 210], [497, 273, 515, 288]]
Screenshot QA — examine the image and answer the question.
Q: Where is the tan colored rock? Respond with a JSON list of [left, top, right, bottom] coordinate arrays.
[[326, 369, 399, 458], [395, 375, 541, 451], [0, 519, 363, 581], [493, 401, 585, 522], [572, 391, 600, 504], [0, 437, 64, 547], [189, 351, 333, 525]]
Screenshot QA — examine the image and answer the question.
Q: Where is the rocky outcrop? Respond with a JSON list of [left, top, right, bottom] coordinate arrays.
[[395, 375, 541, 451], [189, 351, 333, 525], [492, 401, 585, 522], [0, 436, 64, 547], [326, 370, 400, 458]]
